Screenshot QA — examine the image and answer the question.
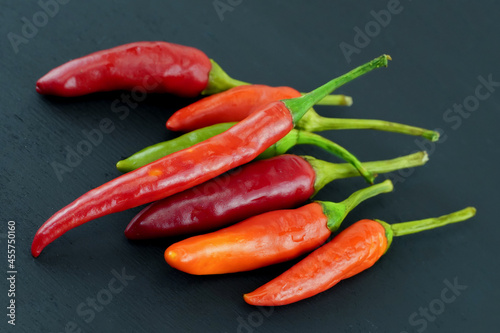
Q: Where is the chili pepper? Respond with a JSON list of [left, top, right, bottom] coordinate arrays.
[[116, 124, 371, 176], [166, 85, 353, 132], [244, 207, 476, 306], [165, 85, 439, 142], [126, 152, 427, 239], [35, 41, 249, 98], [164, 179, 393, 275], [31, 55, 390, 257], [117, 117, 434, 173]]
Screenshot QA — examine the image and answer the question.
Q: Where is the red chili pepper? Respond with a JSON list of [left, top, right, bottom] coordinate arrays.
[[166, 85, 352, 132], [125, 152, 427, 239], [165, 84, 439, 142], [244, 207, 476, 306], [35, 41, 248, 98], [31, 55, 390, 257], [164, 180, 393, 275]]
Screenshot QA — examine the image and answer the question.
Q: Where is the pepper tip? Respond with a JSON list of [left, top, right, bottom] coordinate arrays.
[[31, 242, 42, 258]]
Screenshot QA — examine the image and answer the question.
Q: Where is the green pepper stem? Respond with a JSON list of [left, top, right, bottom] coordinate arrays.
[[201, 59, 250, 95], [283, 55, 391, 123], [304, 151, 428, 195], [388, 207, 476, 237], [297, 109, 440, 142], [319, 179, 393, 232], [376, 207, 476, 253], [313, 95, 353, 106], [292, 131, 374, 183]]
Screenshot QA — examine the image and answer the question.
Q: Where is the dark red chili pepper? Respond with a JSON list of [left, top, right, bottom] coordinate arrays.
[[244, 207, 476, 306], [125, 152, 427, 239], [165, 84, 439, 142], [165, 180, 393, 275], [31, 54, 390, 257], [166, 85, 352, 132], [35, 41, 248, 98]]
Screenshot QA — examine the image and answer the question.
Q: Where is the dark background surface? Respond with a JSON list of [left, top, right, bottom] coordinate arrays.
[[1, 1, 499, 332]]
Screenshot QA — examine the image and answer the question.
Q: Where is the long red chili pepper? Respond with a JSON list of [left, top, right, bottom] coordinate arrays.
[[126, 152, 427, 239], [31, 55, 390, 257], [165, 84, 439, 142], [244, 207, 476, 306], [164, 180, 393, 275], [166, 85, 353, 132], [35, 41, 248, 97]]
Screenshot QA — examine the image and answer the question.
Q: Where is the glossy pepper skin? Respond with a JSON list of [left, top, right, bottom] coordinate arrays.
[[164, 180, 393, 275], [167, 203, 330, 274], [167, 85, 300, 131], [125, 152, 428, 239], [36, 41, 245, 98], [166, 85, 352, 132], [244, 207, 476, 306], [125, 155, 315, 239], [31, 55, 389, 257]]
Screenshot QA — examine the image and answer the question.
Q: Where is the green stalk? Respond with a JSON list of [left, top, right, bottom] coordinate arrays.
[[303, 151, 428, 195], [288, 130, 374, 183], [283, 55, 391, 123], [313, 95, 353, 106], [297, 109, 440, 142], [376, 207, 476, 253], [201, 59, 250, 95], [318, 179, 394, 232]]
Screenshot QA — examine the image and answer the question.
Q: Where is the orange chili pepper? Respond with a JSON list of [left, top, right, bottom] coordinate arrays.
[[165, 180, 393, 275], [244, 207, 476, 306]]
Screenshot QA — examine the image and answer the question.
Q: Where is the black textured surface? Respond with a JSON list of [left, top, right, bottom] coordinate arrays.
[[1, 1, 499, 332]]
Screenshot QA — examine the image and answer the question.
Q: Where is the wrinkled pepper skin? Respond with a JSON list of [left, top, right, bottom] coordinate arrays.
[[244, 207, 477, 306], [125, 155, 316, 239], [36, 41, 212, 97], [244, 219, 386, 306], [167, 85, 300, 132], [165, 203, 331, 275], [31, 102, 293, 257]]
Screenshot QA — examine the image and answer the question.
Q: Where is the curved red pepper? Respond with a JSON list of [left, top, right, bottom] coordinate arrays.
[[36, 41, 243, 98], [31, 102, 292, 257]]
